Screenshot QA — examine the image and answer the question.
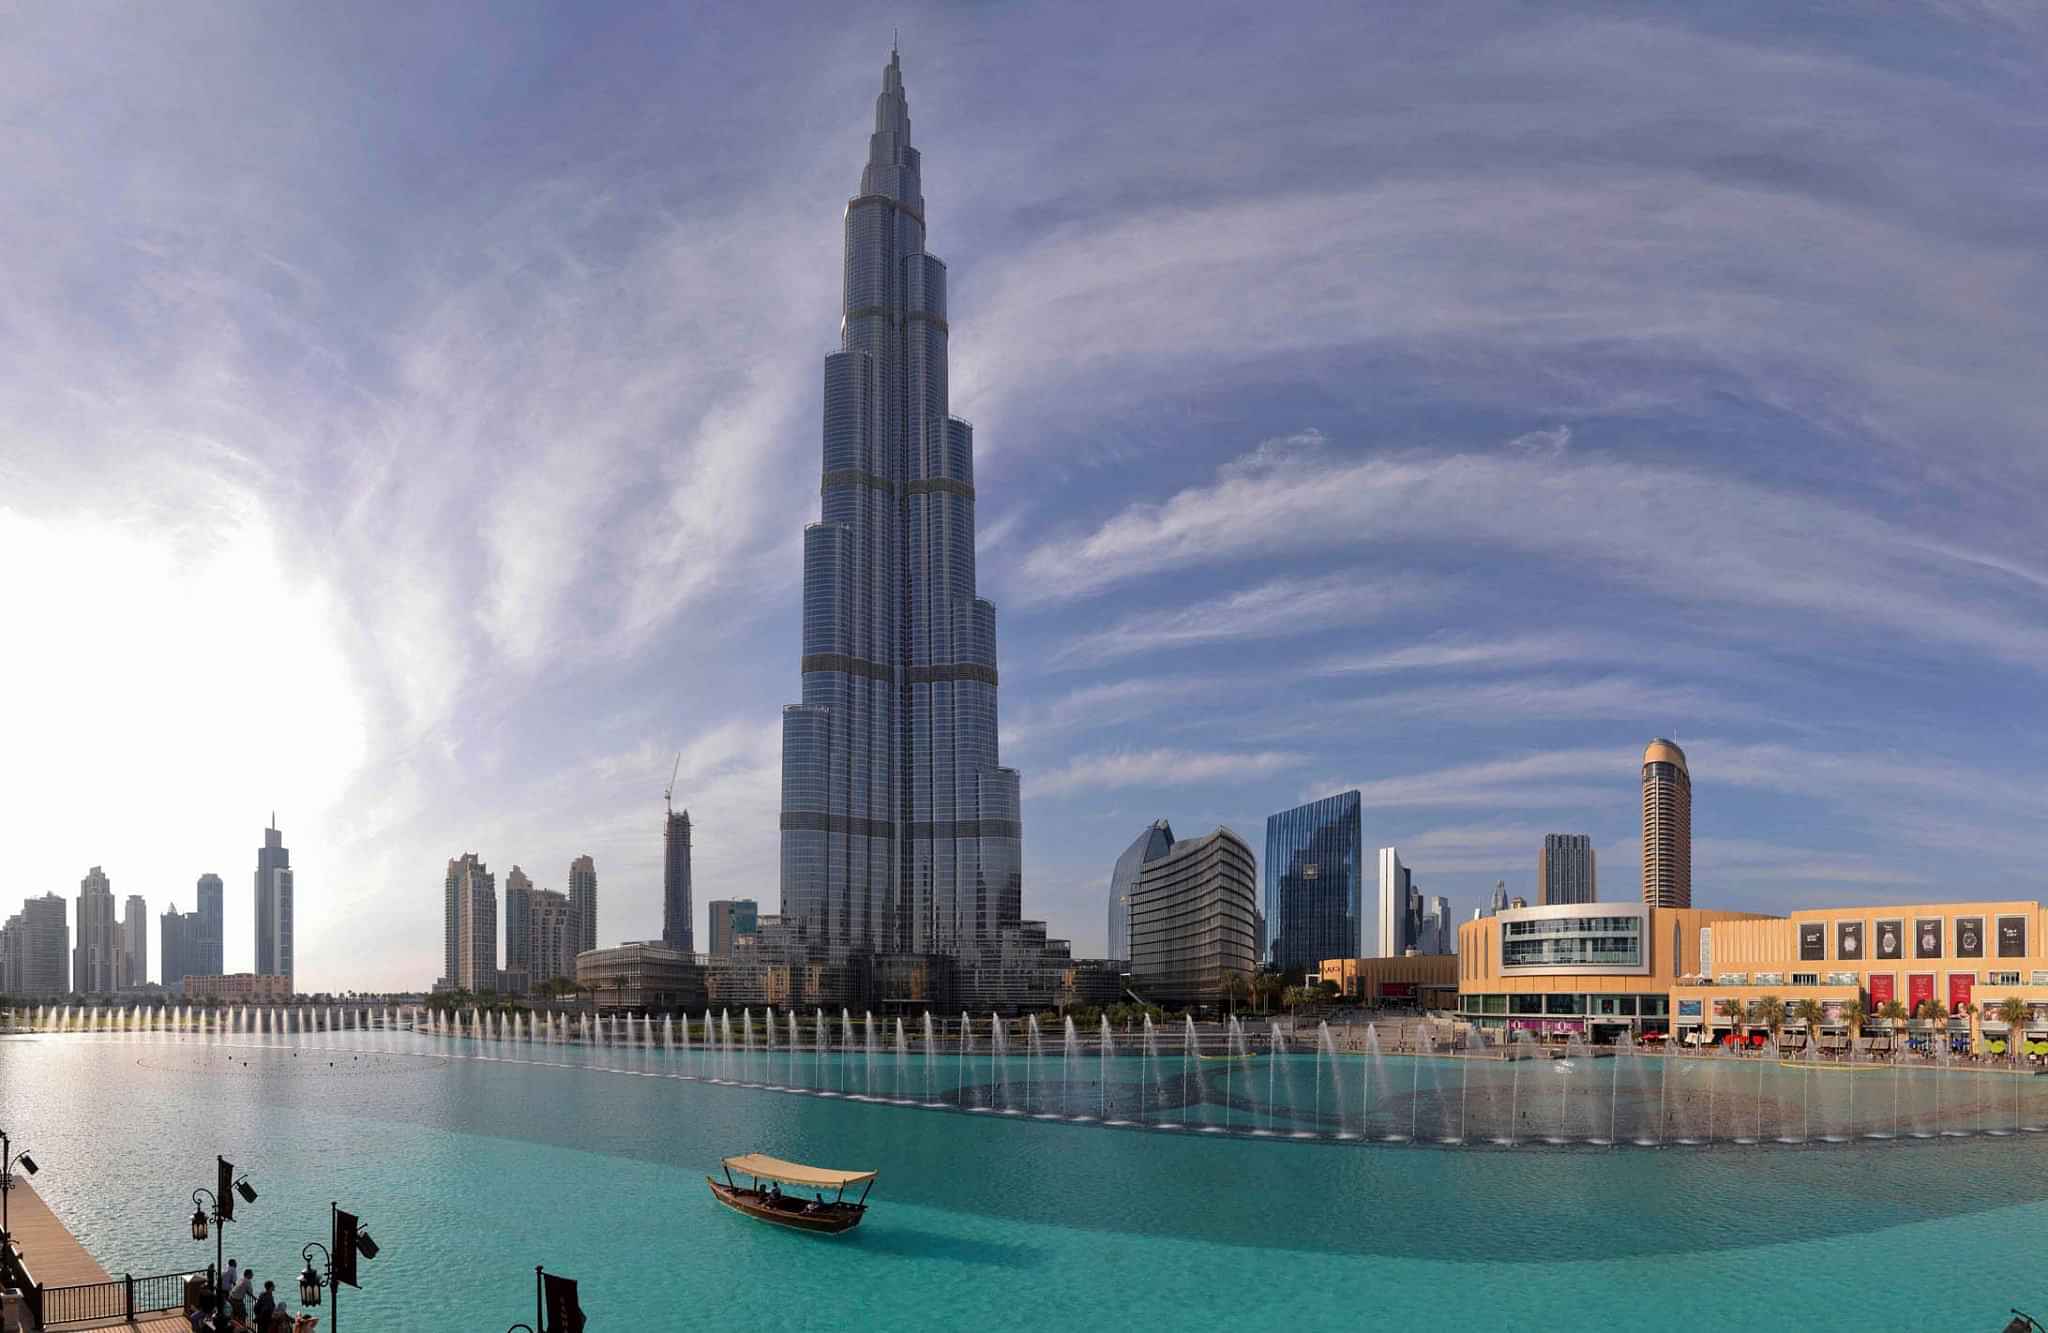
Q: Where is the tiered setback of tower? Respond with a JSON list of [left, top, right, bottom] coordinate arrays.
[[773, 50, 1074, 1013]]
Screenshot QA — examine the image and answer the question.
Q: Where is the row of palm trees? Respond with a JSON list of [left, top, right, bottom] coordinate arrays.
[[1710, 994, 2035, 1061], [1213, 969, 1343, 1016]]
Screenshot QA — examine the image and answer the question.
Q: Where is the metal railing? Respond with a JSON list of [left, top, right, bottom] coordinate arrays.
[[35, 1268, 196, 1328]]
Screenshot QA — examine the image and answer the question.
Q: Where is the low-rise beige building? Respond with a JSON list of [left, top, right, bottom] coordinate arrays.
[[1457, 898, 2048, 1051], [182, 972, 293, 1003], [1316, 954, 1459, 1009]]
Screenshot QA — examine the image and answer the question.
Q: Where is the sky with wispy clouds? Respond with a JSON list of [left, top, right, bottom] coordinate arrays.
[[4, 2, 2045, 989]]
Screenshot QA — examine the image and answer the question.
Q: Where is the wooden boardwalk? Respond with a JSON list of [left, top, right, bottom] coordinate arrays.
[[4, 1178, 199, 1331]]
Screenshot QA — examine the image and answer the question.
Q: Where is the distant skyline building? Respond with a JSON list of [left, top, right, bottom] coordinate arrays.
[[1641, 738, 1693, 908], [1376, 848, 1416, 957], [7, 894, 69, 995], [504, 865, 534, 978], [1488, 880, 1509, 916], [121, 893, 147, 989], [1129, 827, 1258, 1011], [1425, 894, 1452, 956], [526, 888, 577, 988], [1540, 834, 1598, 906], [74, 866, 118, 994], [778, 49, 1046, 1009], [708, 899, 758, 957], [195, 873, 224, 977], [1265, 792, 1362, 971], [569, 855, 597, 956], [445, 853, 497, 992], [663, 809, 693, 953], [160, 901, 199, 992], [254, 819, 294, 988], [1107, 820, 1175, 964]]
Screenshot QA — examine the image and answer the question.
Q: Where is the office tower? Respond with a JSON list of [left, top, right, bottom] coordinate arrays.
[[161, 902, 199, 992], [504, 866, 534, 977], [526, 888, 578, 988], [1539, 833, 1598, 905], [254, 818, 294, 988], [1265, 792, 1363, 971], [1376, 849, 1414, 957], [121, 893, 148, 988], [1489, 880, 1509, 916], [569, 855, 597, 956], [445, 853, 497, 992], [1128, 827, 1258, 1010], [10, 894, 69, 995], [663, 809, 693, 952], [777, 49, 1024, 970], [1641, 738, 1693, 908], [1107, 820, 1175, 964], [708, 899, 759, 957], [195, 873, 224, 976], [1427, 894, 1452, 955], [73, 866, 119, 993]]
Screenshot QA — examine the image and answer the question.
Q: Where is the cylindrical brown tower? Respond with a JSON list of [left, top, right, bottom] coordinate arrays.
[[1641, 739, 1692, 908]]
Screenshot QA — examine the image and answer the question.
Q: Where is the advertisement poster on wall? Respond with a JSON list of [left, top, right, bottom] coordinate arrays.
[[1915, 918, 1944, 959], [1868, 974, 1895, 1006], [1999, 916, 2028, 959], [1956, 916, 1985, 959], [1877, 920, 1904, 960], [1799, 922, 1826, 961], [1836, 921, 1863, 961], [1949, 974, 1974, 1013], [1908, 973, 1936, 1010]]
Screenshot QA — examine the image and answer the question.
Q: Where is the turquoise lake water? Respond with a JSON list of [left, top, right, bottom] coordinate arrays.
[[5, 1024, 2048, 1330]]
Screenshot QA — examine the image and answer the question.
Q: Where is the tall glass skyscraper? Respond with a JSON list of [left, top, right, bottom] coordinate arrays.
[[1264, 792, 1363, 971], [779, 48, 1022, 966], [254, 819, 293, 988]]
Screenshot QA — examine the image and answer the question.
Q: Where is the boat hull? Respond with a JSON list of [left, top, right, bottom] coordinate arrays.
[[707, 1179, 866, 1234]]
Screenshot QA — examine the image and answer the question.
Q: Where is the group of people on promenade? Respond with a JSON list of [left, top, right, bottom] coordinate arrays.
[[184, 1258, 317, 1332]]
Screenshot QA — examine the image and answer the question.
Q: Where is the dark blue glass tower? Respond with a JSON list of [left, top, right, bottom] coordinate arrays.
[[780, 49, 1022, 967], [1264, 792, 1362, 972]]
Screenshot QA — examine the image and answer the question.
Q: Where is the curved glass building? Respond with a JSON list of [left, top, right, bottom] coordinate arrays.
[[1107, 820, 1174, 964], [779, 49, 1023, 973], [1265, 791, 1362, 970]]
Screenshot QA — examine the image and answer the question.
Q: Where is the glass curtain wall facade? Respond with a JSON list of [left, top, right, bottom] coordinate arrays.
[[1265, 792, 1362, 971], [1108, 820, 1175, 964], [663, 809, 693, 951], [779, 50, 1023, 981], [254, 822, 293, 987]]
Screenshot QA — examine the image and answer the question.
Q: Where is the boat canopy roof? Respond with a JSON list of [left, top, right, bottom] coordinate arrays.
[[724, 1154, 877, 1188]]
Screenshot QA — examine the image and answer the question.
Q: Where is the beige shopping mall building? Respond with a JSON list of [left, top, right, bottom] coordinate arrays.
[[1457, 899, 2048, 1048]]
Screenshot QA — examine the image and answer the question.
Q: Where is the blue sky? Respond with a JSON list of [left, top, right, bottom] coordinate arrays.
[[4, 2, 2045, 989]]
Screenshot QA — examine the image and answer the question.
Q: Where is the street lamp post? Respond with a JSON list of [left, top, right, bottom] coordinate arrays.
[[297, 1201, 378, 1331], [188, 1156, 256, 1298], [1, 1129, 40, 1249]]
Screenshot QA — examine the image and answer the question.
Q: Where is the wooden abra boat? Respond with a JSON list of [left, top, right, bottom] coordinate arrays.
[[708, 1153, 877, 1235]]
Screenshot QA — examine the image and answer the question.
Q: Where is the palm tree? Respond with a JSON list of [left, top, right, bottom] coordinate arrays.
[[1215, 969, 1250, 1018], [1914, 997, 1947, 1057], [1877, 998, 1908, 1052], [1840, 999, 1866, 1053], [1752, 995, 1788, 1050], [1998, 996, 2029, 1064], [1716, 996, 1747, 1048], [1789, 998, 1827, 1053]]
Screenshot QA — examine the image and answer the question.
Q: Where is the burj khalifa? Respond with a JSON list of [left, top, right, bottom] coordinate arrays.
[[778, 49, 1027, 985]]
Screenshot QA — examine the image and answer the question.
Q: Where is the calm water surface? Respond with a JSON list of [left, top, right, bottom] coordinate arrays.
[[3, 1029, 2046, 1331]]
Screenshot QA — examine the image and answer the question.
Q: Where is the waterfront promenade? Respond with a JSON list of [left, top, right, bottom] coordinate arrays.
[[4, 1178, 190, 1331]]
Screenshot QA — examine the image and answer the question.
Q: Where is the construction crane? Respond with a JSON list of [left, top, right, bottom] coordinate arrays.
[[664, 751, 681, 816]]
